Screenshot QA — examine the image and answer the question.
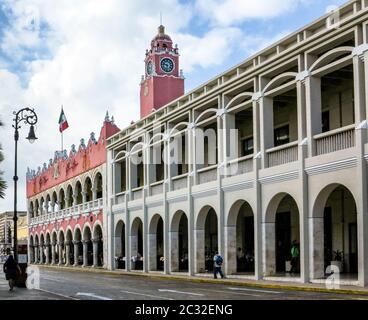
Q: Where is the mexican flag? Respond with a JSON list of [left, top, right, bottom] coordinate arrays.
[[59, 108, 69, 133]]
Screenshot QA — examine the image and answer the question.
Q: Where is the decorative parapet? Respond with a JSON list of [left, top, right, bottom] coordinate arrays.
[[26, 113, 120, 197]]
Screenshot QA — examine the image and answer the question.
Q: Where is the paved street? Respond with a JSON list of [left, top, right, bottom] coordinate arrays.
[[16, 267, 368, 300]]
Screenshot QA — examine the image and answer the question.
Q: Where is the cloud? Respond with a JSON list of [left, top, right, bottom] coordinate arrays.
[[0, 0, 310, 212], [195, 0, 307, 26]]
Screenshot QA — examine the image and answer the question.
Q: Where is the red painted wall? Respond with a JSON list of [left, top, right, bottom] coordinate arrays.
[[26, 120, 120, 198]]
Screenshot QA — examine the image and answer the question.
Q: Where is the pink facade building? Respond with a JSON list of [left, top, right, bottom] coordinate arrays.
[[26, 114, 119, 267]]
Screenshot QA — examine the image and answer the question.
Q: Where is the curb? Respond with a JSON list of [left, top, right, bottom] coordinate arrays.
[[36, 264, 368, 296]]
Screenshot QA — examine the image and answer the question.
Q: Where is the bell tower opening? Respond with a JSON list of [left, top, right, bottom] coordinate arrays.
[[140, 25, 185, 119]]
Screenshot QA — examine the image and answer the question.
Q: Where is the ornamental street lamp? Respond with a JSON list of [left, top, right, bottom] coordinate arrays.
[[12, 108, 38, 262]]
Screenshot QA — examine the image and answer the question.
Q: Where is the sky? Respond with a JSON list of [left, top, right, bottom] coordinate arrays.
[[0, 0, 347, 212]]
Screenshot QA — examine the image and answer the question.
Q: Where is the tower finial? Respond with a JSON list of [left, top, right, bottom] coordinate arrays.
[[105, 111, 110, 122]]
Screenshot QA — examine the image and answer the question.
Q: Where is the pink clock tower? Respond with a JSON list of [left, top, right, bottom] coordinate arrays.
[[140, 25, 185, 119]]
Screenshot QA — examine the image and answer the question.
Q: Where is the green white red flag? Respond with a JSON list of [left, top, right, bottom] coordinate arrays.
[[59, 108, 69, 133]]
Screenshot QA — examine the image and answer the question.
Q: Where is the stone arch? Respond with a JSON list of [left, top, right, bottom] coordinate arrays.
[[66, 184, 73, 207], [74, 180, 83, 205], [225, 92, 254, 110], [263, 72, 298, 94], [194, 108, 218, 124], [73, 226, 83, 266], [130, 217, 144, 270], [309, 46, 354, 72], [84, 176, 93, 202], [59, 188, 66, 210], [226, 199, 255, 275], [264, 193, 300, 276], [310, 183, 358, 280], [170, 210, 189, 272], [195, 205, 218, 273], [148, 214, 164, 271], [115, 220, 126, 269], [93, 172, 103, 199]]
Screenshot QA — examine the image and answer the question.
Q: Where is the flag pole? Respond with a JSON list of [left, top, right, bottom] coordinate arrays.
[[61, 105, 64, 152]]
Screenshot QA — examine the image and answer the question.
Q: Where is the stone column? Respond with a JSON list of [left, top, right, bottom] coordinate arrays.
[[58, 242, 64, 265], [224, 225, 237, 275], [148, 233, 157, 271], [65, 241, 71, 266], [92, 239, 99, 267], [309, 217, 324, 279], [259, 95, 274, 169], [39, 245, 44, 264], [82, 240, 88, 267], [73, 240, 80, 266], [30, 245, 35, 264], [82, 191, 87, 203], [263, 222, 276, 276], [34, 246, 39, 263], [92, 187, 97, 201], [169, 231, 179, 272], [51, 242, 56, 265], [45, 244, 50, 264], [194, 229, 205, 274]]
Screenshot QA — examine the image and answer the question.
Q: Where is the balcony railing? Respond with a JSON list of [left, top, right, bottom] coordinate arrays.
[[132, 187, 143, 200], [314, 124, 355, 156], [226, 155, 253, 177], [267, 141, 298, 168], [150, 181, 164, 196], [30, 198, 103, 226], [172, 173, 188, 191], [198, 165, 218, 184], [114, 191, 126, 205]]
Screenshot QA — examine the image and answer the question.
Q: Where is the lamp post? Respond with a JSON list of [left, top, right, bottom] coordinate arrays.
[[12, 108, 38, 263]]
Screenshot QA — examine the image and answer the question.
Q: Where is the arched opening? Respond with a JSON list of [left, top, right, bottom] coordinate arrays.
[[94, 173, 103, 199], [93, 224, 103, 267], [46, 233, 51, 264], [227, 200, 255, 275], [34, 235, 39, 263], [29, 202, 34, 218], [52, 191, 58, 212], [40, 197, 45, 215], [40, 234, 45, 263], [52, 232, 58, 264], [75, 181, 83, 205], [265, 194, 300, 276], [83, 226, 93, 266], [310, 184, 359, 281], [195, 206, 218, 273], [35, 199, 40, 216], [115, 221, 126, 269], [59, 189, 65, 210], [148, 214, 164, 271], [66, 185, 73, 207], [58, 231, 65, 265], [45, 194, 51, 213], [66, 229, 74, 265], [170, 210, 188, 272], [84, 177, 93, 202], [74, 228, 83, 266], [131, 217, 143, 270], [29, 235, 34, 263]]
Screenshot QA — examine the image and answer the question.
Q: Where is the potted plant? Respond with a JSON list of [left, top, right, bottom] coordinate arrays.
[[331, 250, 343, 273]]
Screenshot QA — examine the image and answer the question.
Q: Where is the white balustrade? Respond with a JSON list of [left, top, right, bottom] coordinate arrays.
[[267, 141, 299, 168], [314, 124, 355, 156]]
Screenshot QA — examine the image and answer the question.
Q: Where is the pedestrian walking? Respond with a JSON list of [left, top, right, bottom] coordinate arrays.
[[213, 251, 224, 279], [290, 240, 300, 274], [3, 254, 21, 291]]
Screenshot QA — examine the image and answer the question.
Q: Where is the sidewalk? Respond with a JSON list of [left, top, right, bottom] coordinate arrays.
[[37, 264, 368, 296], [0, 270, 68, 300]]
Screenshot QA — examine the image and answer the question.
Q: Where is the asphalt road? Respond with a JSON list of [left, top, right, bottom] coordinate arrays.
[[30, 268, 368, 300]]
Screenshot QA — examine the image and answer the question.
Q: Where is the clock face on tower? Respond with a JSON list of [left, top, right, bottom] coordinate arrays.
[[160, 58, 174, 73], [146, 60, 154, 76]]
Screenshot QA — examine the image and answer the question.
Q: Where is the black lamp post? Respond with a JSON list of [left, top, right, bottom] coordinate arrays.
[[12, 108, 38, 263]]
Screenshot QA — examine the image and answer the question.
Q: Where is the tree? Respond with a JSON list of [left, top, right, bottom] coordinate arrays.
[[0, 119, 7, 199]]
